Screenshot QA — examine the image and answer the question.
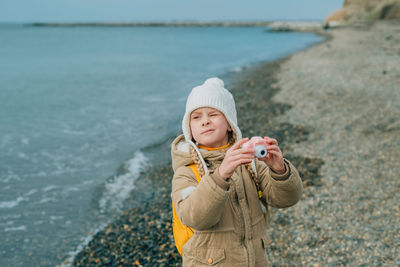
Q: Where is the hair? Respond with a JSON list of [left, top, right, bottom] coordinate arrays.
[[190, 145, 206, 177]]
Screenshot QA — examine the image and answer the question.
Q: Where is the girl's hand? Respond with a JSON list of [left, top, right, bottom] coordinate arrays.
[[218, 138, 254, 180], [259, 137, 286, 174]]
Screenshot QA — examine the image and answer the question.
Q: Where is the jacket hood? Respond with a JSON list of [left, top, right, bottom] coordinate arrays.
[[171, 134, 227, 172]]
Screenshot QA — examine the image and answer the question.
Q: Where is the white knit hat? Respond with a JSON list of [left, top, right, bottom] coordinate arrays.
[[182, 77, 242, 173], [182, 77, 242, 143]]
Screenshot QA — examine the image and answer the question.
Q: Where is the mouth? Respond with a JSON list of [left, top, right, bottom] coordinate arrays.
[[201, 129, 214, 135]]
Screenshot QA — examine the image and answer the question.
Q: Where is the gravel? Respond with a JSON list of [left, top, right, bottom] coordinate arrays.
[[267, 21, 400, 266]]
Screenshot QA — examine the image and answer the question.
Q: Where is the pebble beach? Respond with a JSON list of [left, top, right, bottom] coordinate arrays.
[[72, 21, 400, 266]]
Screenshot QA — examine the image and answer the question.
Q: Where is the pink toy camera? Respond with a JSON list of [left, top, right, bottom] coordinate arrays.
[[242, 136, 268, 158]]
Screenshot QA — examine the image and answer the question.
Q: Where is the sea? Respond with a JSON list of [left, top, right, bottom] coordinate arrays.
[[0, 24, 323, 266]]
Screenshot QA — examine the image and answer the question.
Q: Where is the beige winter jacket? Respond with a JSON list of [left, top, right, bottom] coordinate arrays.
[[171, 135, 303, 266]]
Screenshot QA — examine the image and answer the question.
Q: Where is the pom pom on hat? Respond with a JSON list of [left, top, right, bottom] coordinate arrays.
[[204, 77, 224, 87]]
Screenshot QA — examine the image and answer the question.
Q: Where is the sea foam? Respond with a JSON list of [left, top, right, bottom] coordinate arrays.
[[4, 225, 27, 232], [58, 222, 108, 267], [99, 151, 148, 213], [0, 196, 24, 209]]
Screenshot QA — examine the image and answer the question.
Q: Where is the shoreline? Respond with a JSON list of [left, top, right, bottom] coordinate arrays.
[[70, 31, 330, 266]]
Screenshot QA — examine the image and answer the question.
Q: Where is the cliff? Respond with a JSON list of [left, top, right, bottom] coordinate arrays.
[[325, 0, 400, 26]]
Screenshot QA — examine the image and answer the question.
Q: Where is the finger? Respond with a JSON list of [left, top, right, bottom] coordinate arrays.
[[266, 145, 281, 152], [231, 138, 249, 150], [231, 147, 254, 156], [232, 158, 253, 167], [264, 137, 278, 145], [265, 150, 283, 158], [228, 152, 254, 162]]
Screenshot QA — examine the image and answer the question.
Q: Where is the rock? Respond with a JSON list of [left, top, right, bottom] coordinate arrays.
[[326, 0, 400, 23], [323, 9, 347, 29]]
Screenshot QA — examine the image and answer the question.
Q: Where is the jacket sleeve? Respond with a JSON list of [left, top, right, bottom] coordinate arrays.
[[171, 166, 231, 230], [256, 158, 303, 208]]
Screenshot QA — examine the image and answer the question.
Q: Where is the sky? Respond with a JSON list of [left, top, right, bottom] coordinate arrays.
[[0, 0, 343, 23]]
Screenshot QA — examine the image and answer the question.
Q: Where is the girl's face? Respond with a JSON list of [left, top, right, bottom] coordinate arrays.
[[190, 107, 232, 148]]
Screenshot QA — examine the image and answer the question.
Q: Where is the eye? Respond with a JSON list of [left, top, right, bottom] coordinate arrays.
[[210, 113, 219, 116], [191, 115, 200, 120]]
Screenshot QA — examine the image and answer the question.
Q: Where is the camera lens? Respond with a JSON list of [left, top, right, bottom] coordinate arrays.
[[254, 145, 267, 158]]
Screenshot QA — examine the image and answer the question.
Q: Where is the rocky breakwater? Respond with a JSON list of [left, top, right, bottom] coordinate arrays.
[[267, 21, 324, 33]]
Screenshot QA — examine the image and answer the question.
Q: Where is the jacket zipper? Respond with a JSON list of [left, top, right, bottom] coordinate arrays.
[[235, 193, 249, 267], [239, 209, 249, 267]]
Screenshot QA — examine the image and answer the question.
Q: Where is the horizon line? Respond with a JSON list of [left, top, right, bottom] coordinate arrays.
[[0, 19, 324, 26]]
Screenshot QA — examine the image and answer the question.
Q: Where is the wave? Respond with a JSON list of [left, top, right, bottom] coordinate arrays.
[[0, 196, 24, 209], [58, 222, 108, 267], [4, 225, 27, 232], [98, 151, 149, 213], [58, 151, 149, 266]]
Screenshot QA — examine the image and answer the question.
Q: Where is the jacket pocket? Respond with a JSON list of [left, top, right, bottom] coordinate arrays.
[[190, 248, 226, 265]]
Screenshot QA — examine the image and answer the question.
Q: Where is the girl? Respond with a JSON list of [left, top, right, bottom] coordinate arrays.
[[171, 77, 303, 266]]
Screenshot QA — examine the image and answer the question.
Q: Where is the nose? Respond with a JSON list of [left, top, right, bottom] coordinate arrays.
[[201, 117, 210, 126]]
